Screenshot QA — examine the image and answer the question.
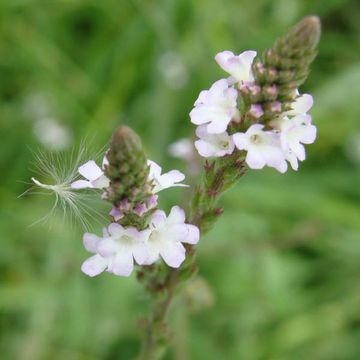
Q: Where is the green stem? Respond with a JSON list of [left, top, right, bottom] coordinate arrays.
[[137, 16, 321, 360], [138, 151, 247, 360]]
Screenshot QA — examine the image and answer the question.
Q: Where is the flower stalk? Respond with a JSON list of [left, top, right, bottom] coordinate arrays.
[[30, 15, 321, 360], [137, 16, 321, 360]]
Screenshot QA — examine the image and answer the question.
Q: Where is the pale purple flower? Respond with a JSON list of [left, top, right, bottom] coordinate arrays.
[[233, 124, 287, 173], [146, 195, 158, 210], [71, 160, 110, 189], [189, 79, 240, 134], [147, 160, 188, 193], [145, 206, 200, 268], [215, 50, 257, 85], [287, 93, 313, 116], [248, 104, 264, 119], [110, 206, 123, 221], [277, 114, 317, 166], [194, 125, 235, 158], [269, 101, 282, 113], [81, 223, 151, 277], [134, 203, 147, 217], [119, 199, 131, 211]]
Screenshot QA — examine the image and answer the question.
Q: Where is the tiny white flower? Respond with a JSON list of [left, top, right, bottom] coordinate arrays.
[[194, 125, 235, 157], [190, 79, 240, 134], [81, 223, 151, 277], [147, 160, 188, 193], [71, 158, 110, 190], [215, 50, 257, 85], [146, 206, 200, 268], [287, 93, 313, 116], [277, 114, 317, 163], [233, 124, 287, 172]]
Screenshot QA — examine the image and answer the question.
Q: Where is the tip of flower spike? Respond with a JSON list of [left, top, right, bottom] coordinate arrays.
[[288, 16, 321, 51], [111, 126, 142, 149], [305, 15, 321, 26], [301, 16, 321, 46]]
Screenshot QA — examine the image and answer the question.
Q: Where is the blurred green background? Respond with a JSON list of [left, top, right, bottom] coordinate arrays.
[[1, 0, 360, 359]]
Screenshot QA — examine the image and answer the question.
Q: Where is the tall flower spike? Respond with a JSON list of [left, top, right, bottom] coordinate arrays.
[[247, 16, 321, 122], [105, 126, 154, 229]]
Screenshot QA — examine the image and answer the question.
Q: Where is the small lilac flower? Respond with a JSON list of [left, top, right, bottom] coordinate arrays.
[[81, 223, 151, 277], [119, 199, 131, 211], [147, 160, 188, 193], [277, 114, 317, 164], [194, 125, 235, 158], [215, 50, 257, 85], [189, 79, 240, 134], [269, 101, 282, 113], [287, 93, 313, 116], [71, 160, 110, 189], [134, 203, 147, 217], [233, 124, 287, 173], [145, 206, 200, 268], [146, 194, 158, 210], [248, 84, 262, 96], [248, 104, 264, 119], [109, 206, 123, 221]]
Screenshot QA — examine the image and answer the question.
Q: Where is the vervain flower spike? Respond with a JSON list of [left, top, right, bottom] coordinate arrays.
[[28, 16, 321, 360]]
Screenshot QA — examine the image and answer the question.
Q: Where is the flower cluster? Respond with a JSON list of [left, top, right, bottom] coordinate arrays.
[[71, 157, 199, 277], [190, 50, 317, 172], [81, 206, 199, 277]]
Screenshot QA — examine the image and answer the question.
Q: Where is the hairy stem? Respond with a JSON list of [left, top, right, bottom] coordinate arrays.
[[138, 152, 246, 360], [137, 15, 321, 360]]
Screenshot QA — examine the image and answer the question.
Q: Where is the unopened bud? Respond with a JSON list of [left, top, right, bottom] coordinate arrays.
[[266, 101, 282, 113], [263, 85, 278, 101], [248, 104, 264, 119]]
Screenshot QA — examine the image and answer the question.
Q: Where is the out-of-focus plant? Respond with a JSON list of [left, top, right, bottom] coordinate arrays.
[[30, 16, 321, 360]]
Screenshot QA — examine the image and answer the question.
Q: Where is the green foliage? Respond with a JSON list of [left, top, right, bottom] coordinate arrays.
[[1, 0, 360, 359]]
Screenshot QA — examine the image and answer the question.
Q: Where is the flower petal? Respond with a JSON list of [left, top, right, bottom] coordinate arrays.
[[71, 180, 92, 189], [78, 160, 103, 181], [97, 238, 119, 257], [165, 170, 185, 183], [214, 50, 235, 71], [195, 139, 216, 157], [291, 94, 313, 115], [232, 133, 249, 150], [111, 251, 134, 277], [160, 242, 186, 268], [274, 160, 288, 174], [132, 243, 150, 265], [150, 210, 167, 229], [194, 90, 209, 106], [246, 149, 266, 169], [83, 233, 100, 253], [81, 254, 107, 277], [183, 224, 200, 244], [92, 174, 110, 189], [147, 160, 162, 178], [108, 223, 125, 237], [168, 206, 186, 224], [206, 118, 230, 134], [300, 125, 317, 144]]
